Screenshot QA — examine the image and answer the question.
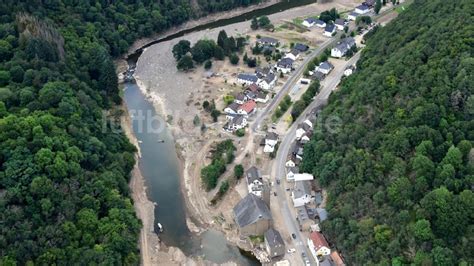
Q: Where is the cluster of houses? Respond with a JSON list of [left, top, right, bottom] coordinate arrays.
[[348, 0, 375, 21], [301, 15, 348, 38]]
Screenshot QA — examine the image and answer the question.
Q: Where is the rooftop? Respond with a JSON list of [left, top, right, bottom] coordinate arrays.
[[238, 73, 258, 82], [266, 132, 278, 141], [293, 180, 312, 198], [233, 193, 272, 228], [309, 231, 329, 250], [239, 100, 256, 113], [325, 24, 335, 32], [246, 166, 262, 184], [264, 228, 285, 248]]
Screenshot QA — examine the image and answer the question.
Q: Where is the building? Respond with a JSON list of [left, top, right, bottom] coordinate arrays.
[[308, 231, 331, 261], [246, 166, 263, 197], [247, 83, 260, 93], [257, 37, 279, 46], [291, 142, 304, 160], [324, 24, 336, 37], [224, 102, 240, 115], [334, 19, 347, 31], [237, 73, 259, 86], [344, 65, 355, 76], [284, 49, 300, 61], [264, 132, 278, 153], [294, 173, 314, 182], [312, 71, 326, 81], [316, 61, 334, 75], [238, 100, 256, 116], [294, 43, 309, 52], [348, 11, 359, 21], [286, 166, 299, 180], [276, 57, 294, 73], [331, 37, 356, 58], [264, 228, 285, 258], [224, 115, 247, 132], [234, 93, 247, 104], [315, 19, 327, 28], [285, 154, 300, 168], [302, 17, 318, 28], [255, 66, 272, 79], [300, 133, 311, 144], [292, 180, 313, 207], [255, 91, 269, 103], [258, 72, 277, 91], [355, 4, 370, 14], [233, 193, 272, 236], [296, 206, 315, 231], [330, 251, 346, 266], [316, 208, 328, 222]]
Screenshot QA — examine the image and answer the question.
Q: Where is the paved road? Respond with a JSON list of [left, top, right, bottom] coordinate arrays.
[[272, 51, 361, 265], [251, 36, 340, 132]]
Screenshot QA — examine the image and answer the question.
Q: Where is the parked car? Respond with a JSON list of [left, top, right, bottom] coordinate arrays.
[[292, 233, 297, 239], [287, 248, 296, 254], [273, 192, 277, 196], [276, 179, 280, 185]]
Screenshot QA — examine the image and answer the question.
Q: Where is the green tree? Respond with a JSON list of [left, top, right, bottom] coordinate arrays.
[[0, 39, 13, 61], [172, 40, 191, 60], [204, 60, 212, 70], [412, 219, 433, 242], [217, 30, 228, 48], [177, 55, 194, 71], [375, 0, 382, 14], [251, 17, 259, 30], [234, 164, 244, 179], [230, 53, 239, 65]]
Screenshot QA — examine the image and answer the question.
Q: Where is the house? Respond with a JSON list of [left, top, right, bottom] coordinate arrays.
[[302, 17, 318, 28], [308, 231, 331, 261], [291, 142, 304, 160], [330, 251, 346, 266], [296, 120, 313, 139], [264, 228, 285, 258], [237, 73, 259, 86], [348, 11, 359, 21], [324, 24, 336, 37], [285, 155, 300, 168], [303, 119, 313, 128], [315, 191, 323, 206], [258, 73, 277, 91], [276, 57, 294, 74], [315, 19, 327, 28], [286, 167, 299, 180], [316, 61, 334, 75], [234, 93, 247, 104], [294, 43, 309, 53], [292, 180, 313, 207], [334, 19, 347, 31], [255, 66, 273, 79], [247, 83, 260, 93], [257, 37, 279, 46], [284, 49, 300, 61], [238, 100, 256, 116], [300, 133, 311, 144], [246, 166, 263, 197], [296, 206, 315, 231], [255, 91, 269, 103], [224, 102, 240, 115], [355, 4, 370, 14], [312, 71, 326, 81], [264, 132, 278, 153], [344, 65, 355, 76], [294, 173, 314, 182], [233, 193, 272, 236], [331, 37, 356, 58], [224, 115, 247, 132], [316, 208, 328, 222]]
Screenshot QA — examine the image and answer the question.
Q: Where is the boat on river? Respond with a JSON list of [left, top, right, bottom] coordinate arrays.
[[157, 223, 163, 232]]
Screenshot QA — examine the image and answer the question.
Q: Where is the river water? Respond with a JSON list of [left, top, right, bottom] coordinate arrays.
[[123, 0, 318, 264]]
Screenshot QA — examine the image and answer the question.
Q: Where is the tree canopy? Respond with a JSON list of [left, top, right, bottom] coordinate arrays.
[[300, 0, 473, 264]]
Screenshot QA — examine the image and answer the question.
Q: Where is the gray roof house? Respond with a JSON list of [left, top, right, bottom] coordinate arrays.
[[324, 24, 336, 36], [316, 61, 334, 74], [294, 43, 309, 52], [257, 37, 279, 46], [331, 37, 356, 58], [237, 73, 258, 83], [277, 57, 294, 68], [264, 228, 285, 258], [233, 193, 272, 236], [316, 208, 328, 222], [335, 18, 346, 29], [246, 166, 262, 184]]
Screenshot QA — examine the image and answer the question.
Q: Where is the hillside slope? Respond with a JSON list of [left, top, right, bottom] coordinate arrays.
[[300, 0, 473, 264]]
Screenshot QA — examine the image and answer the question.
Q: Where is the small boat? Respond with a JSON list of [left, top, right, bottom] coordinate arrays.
[[157, 139, 165, 143], [157, 223, 163, 232], [138, 140, 143, 143]]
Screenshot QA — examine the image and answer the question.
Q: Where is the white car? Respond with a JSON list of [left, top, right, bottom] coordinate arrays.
[[287, 248, 296, 254]]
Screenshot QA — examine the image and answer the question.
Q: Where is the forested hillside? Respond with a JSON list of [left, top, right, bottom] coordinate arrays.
[[300, 0, 473, 264], [0, 0, 263, 264]]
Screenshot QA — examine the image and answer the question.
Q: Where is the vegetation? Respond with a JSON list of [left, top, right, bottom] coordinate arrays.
[[375, 0, 382, 14], [250, 16, 273, 31], [290, 80, 320, 120], [356, 16, 372, 26], [204, 60, 212, 70], [273, 95, 292, 120], [300, 1, 473, 264], [234, 164, 244, 179], [235, 128, 245, 137], [201, 140, 236, 190], [230, 53, 240, 65], [319, 8, 340, 23]]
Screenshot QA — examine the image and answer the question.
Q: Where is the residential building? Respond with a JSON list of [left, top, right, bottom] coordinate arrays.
[[255, 66, 272, 79], [302, 17, 318, 28], [224, 115, 247, 132], [257, 37, 279, 46], [316, 208, 328, 222], [331, 37, 356, 58], [237, 73, 259, 85], [315, 19, 327, 28], [264, 132, 278, 153], [294, 173, 314, 182], [258, 72, 277, 90], [312, 71, 326, 81], [324, 24, 336, 37], [344, 65, 355, 76], [308, 231, 331, 261], [334, 19, 347, 31], [238, 100, 256, 116], [247, 83, 260, 93], [286, 166, 299, 180], [355, 4, 370, 14], [246, 166, 263, 197], [294, 43, 309, 52], [276, 57, 294, 73], [330, 251, 346, 266], [348, 11, 359, 21], [291, 142, 304, 160], [255, 91, 269, 103], [296, 205, 315, 231], [284, 49, 300, 61], [264, 228, 285, 258], [234, 93, 247, 104], [233, 193, 272, 236], [316, 61, 334, 75], [224, 102, 240, 115], [285, 154, 300, 168], [300, 133, 311, 144], [292, 180, 313, 207]]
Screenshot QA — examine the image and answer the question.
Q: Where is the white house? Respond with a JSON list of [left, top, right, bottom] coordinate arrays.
[[286, 167, 299, 181], [334, 19, 347, 31], [355, 4, 370, 14], [257, 73, 277, 91], [308, 231, 331, 261], [276, 58, 294, 74], [294, 173, 314, 182], [285, 155, 300, 168], [303, 119, 313, 128], [234, 93, 247, 105], [224, 115, 247, 132], [284, 49, 300, 61], [224, 102, 240, 115], [292, 180, 313, 207], [255, 91, 269, 103], [257, 37, 279, 47], [237, 100, 256, 116], [331, 37, 356, 58], [264, 132, 278, 153], [316, 61, 334, 75], [300, 134, 311, 144], [324, 24, 336, 37], [246, 166, 263, 197], [237, 73, 259, 86], [302, 17, 318, 28], [315, 19, 326, 28], [348, 11, 359, 21], [296, 128, 307, 140], [344, 65, 356, 77]]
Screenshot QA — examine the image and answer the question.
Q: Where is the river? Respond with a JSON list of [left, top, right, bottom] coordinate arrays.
[[122, 0, 318, 264]]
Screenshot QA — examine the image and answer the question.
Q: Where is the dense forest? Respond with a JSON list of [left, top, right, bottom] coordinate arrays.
[[301, 0, 473, 264], [0, 0, 264, 264]]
